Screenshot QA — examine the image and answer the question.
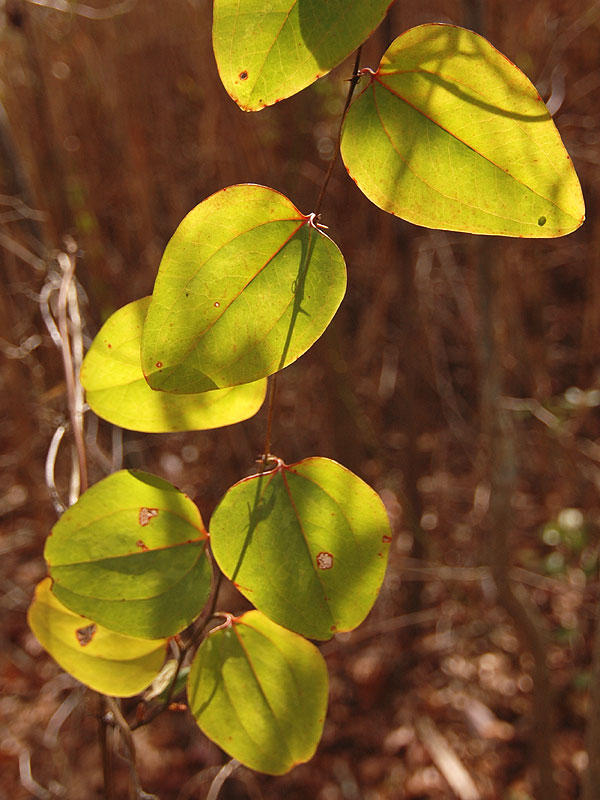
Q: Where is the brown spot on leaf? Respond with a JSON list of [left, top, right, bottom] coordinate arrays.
[[239, 70, 248, 80], [382, 534, 392, 543], [75, 623, 96, 646], [155, 361, 162, 368], [316, 551, 333, 570], [214, 301, 220, 308], [139, 507, 159, 526], [136, 539, 149, 551]]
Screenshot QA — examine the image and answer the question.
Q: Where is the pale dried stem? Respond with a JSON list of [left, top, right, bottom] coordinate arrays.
[[56, 252, 88, 495], [206, 759, 241, 800], [24, 0, 137, 19]]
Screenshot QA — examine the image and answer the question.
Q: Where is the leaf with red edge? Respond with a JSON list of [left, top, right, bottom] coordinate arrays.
[[213, 0, 392, 110], [341, 24, 584, 237], [45, 470, 211, 639], [187, 610, 328, 774], [209, 457, 391, 640], [141, 185, 346, 394]]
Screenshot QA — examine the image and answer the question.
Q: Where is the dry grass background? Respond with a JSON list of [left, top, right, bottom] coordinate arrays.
[[1, 0, 600, 798]]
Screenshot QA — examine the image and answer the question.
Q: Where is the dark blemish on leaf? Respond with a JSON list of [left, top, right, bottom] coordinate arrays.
[[155, 361, 163, 369], [139, 507, 159, 526], [214, 301, 220, 308], [136, 539, 149, 551], [239, 70, 248, 80], [107, 343, 112, 348], [330, 625, 336, 632], [378, 552, 383, 557], [75, 623, 96, 646], [316, 551, 333, 570], [538, 216, 547, 226], [382, 534, 392, 543]]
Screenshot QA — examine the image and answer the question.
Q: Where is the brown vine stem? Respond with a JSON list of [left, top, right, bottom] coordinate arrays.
[[260, 48, 364, 467], [313, 46, 363, 219]]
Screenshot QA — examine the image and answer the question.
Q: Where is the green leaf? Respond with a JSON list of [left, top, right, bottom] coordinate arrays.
[[81, 297, 267, 432], [341, 24, 585, 237], [210, 457, 391, 640], [213, 0, 392, 111], [45, 470, 211, 639], [28, 578, 167, 697], [141, 185, 346, 394], [187, 610, 328, 774]]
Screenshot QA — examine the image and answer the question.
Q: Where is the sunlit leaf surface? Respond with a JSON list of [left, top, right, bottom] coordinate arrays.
[[341, 24, 585, 237], [210, 457, 391, 640], [187, 611, 328, 774], [81, 297, 267, 432], [213, 0, 392, 110], [142, 185, 346, 394], [46, 470, 210, 639], [28, 578, 167, 697]]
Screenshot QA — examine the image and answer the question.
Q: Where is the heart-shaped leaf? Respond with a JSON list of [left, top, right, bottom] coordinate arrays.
[[213, 0, 392, 110], [187, 610, 328, 774], [141, 185, 346, 394], [28, 578, 167, 697], [45, 470, 210, 639], [210, 457, 391, 640], [81, 297, 267, 432], [341, 24, 585, 237]]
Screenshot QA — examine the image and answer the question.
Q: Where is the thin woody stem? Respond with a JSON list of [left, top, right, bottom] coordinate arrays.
[[314, 46, 363, 218], [260, 49, 363, 466]]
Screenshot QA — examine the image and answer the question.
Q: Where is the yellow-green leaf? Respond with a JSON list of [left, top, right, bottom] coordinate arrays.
[[210, 457, 391, 640], [187, 611, 328, 774], [45, 470, 210, 639], [81, 297, 267, 432], [341, 24, 585, 237], [28, 579, 167, 697], [141, 185, 346, 394], [213, 0, 392, 110]]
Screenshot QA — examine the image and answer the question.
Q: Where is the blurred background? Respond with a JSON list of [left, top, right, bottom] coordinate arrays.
[[1, 0, 599, 797]]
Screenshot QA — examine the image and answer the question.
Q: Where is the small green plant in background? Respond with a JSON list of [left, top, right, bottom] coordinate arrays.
[[28, 1, 584, 792]]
